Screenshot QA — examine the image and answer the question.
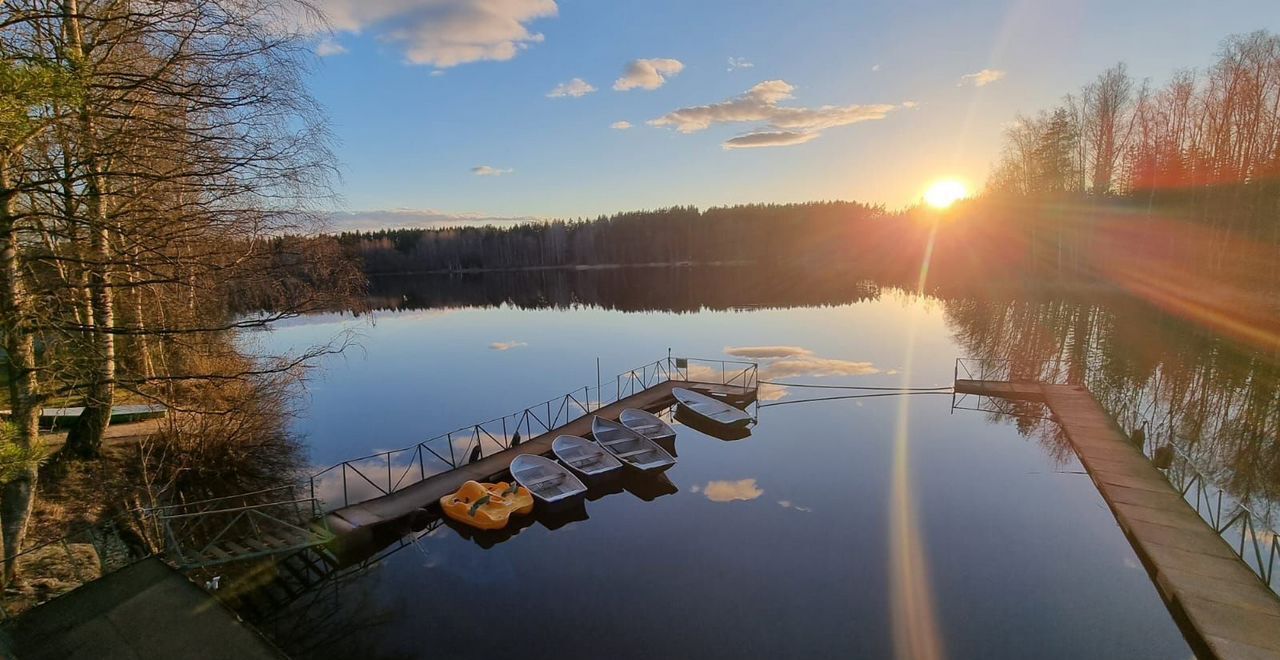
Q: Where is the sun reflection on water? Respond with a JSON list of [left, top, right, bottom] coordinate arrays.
[[889, 227, 945, 660]]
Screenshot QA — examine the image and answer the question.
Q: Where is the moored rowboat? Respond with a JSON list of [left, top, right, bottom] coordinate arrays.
[[672, 387, 752, 428], [590, 416, 676, 472], [620, 408, 676, 442], [509, 454, 588, 504], [552, 435, 623, 478]]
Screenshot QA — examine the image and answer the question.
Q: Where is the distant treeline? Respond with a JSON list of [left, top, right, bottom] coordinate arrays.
[[336, 202, 887, 273], [326, 30, 1280, 346]]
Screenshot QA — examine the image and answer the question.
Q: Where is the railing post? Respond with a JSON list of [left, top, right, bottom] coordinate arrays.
[[342, 463, 349, 507]]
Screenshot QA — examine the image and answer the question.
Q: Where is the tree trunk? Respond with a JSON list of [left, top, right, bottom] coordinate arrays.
[[0, 159, 42, 584], [61, 0, 114, 459], [0, 466, 38, 583]]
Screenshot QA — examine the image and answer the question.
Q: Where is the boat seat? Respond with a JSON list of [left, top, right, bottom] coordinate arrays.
[[615, 448, 654, 459], [523, 475, 563, 488], [598, 438, 632, 446]]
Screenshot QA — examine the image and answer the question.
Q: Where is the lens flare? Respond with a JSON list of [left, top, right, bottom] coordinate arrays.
[[923, 180, 969, 209], [890, 223, 945, 660]]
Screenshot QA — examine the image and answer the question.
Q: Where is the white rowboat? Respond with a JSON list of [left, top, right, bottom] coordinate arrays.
[[590, 417, 677, 472], [551, 435, 623, 478], [619, 408, 676, 442], [509, 454, 587, 504], [672, 387, 752, 428]]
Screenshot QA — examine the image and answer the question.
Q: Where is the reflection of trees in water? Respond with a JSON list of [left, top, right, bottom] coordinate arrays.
[[364, 265, 883, 314], [357, 268, 1278, 518], [945, 289, 1279, 519]]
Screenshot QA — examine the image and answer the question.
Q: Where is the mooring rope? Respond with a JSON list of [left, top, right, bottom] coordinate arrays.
[[758, 380, 953, 392], [757, 390, 953, 408]]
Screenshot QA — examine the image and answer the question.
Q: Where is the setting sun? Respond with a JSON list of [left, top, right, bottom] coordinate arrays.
[[923, 180, 969, 209]]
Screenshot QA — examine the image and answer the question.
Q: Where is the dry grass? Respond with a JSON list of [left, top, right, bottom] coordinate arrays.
[[3, 543, 102, 616]]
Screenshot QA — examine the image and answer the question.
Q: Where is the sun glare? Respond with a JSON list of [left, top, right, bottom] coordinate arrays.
[[923, 180, 969, 209]]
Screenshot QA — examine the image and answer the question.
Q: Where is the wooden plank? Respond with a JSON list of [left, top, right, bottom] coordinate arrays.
[[240, 537, 273, 553], [220, 540, 254, 557], [203, 545, 234, 562], [964, 379, 1280, 659], [953, 379, 1045, 402]]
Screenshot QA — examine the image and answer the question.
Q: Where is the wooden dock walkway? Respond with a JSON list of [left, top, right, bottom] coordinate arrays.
[[1, 403, 167, 429], [955, 379, 1280, 659], [325, 380, 752, 536]]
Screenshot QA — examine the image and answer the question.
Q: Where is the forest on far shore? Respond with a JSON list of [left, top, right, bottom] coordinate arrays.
[[334, 30, 1280, 303]]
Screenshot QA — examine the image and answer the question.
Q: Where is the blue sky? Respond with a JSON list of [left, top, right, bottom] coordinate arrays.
[[304, 0, 1279, 225]]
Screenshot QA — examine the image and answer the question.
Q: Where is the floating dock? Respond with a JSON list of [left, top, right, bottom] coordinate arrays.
[[324, 380, 752, 536], [0, 403, 167, 429], [955, 378, 1280, 659]]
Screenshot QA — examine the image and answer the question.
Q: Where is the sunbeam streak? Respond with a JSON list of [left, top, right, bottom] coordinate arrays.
[[890, 225, 945, 660]]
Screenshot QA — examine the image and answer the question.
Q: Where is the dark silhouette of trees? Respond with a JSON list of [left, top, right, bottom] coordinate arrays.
[[337, 202, 887, 274], [0, 0, 358, 582]]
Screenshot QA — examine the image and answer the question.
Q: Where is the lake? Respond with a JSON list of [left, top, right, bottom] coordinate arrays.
[[244, 266, 1277, 658]]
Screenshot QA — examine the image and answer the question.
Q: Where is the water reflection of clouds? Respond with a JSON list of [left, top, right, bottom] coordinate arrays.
[[724, 346, 814, 359], [694, 479, 764, 502], [722, 345, 886, 401], [761, 356, 880, 379], [777, 500, 813, 512]]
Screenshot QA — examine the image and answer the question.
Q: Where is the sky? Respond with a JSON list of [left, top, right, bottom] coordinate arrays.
[[301, 0, 1280, 227]]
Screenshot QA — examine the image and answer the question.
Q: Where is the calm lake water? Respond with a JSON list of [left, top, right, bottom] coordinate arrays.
[[238, 266, 1277, 659]]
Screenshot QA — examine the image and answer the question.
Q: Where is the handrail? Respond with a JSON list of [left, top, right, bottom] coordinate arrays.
[[155, 497, 322, 521], [951, 355, 1277, 591], [1159, 435, 1278, 589], [145, 484, 302, 513], [953, 356, 1082, 385], [309, 355, 758, 511]]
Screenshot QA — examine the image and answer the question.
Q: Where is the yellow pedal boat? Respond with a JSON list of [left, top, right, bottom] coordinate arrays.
[[439, 480, 534, 530]]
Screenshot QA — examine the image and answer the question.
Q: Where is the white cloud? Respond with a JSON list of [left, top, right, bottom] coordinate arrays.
[[871, 63, 881, 72], [471, 165, 513, 176], [724, 131, 819, 149], [902, 100, 919, 109], [610, 120, 633, 130], [614, 58, 685, 91], [649, 80, 898, 149], [315, 38, 348, 57], [727, 56, 754, 72], [701, 479, 763, 503], [490, 340, 527, 351], [958, 68, 1006, 87], [547, 78, 596, 98], [308, 0, 557, 69], [323, 209, 538, 231]]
